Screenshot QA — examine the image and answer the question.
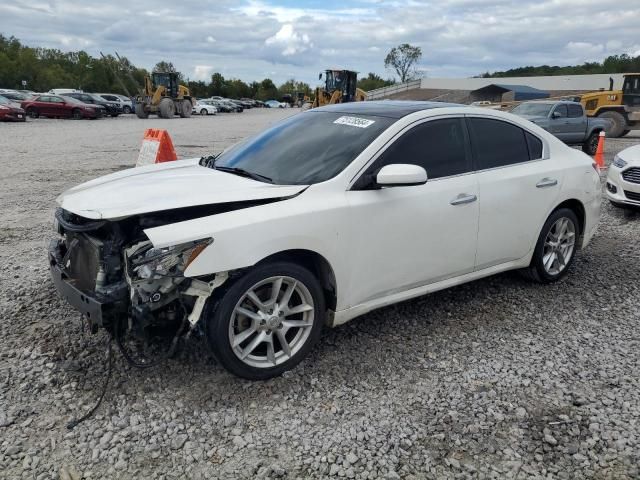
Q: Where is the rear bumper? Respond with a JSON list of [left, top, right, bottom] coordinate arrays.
[[48, 239, 127, 332]]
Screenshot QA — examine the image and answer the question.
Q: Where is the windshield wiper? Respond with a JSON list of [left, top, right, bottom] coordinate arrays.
[[213, 165, 274, 184]]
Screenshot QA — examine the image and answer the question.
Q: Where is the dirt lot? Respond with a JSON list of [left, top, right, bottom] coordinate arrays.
[[1, 111, 639, 480]]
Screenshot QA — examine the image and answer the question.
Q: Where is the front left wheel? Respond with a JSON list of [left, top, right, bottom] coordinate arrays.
[[205, 262, 325, 380]]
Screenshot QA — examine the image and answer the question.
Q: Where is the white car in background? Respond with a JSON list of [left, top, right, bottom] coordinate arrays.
[[606, 144, 640, 207], [49, 101, 601, 380], [97, 93, 134, 114], [192, 100, 217, 115]]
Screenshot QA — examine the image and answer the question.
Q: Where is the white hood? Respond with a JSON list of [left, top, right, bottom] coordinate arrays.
[[57, 158, 307, 219]]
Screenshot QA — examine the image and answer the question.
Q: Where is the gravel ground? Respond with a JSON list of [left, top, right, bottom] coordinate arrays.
[[1, 112, 639, 480]]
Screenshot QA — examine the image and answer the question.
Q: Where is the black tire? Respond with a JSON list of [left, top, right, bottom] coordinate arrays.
[[110, 113, 119, 118], [522, 208, 579, 284], [159, 98, 175, 118], [123, 105, 132, 114], [204, 261, 325, 380], [582, 131, 600, 156], [621, 130, 631, 137], [135, 103, 149, 119], [26, 107, 38, 119], [179, 100, 192, 118], [72, 108, 82, 120], [598, 110, 626, 138], [200, 108, 208, 116]]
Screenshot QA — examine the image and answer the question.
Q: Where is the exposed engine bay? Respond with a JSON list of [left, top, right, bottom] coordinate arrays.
[[49, 206, 236, 364]]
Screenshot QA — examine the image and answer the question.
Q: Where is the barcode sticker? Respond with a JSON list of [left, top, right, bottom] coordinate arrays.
[[333, 116, 375, 128]]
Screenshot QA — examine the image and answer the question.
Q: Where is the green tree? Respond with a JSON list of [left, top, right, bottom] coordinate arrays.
[[384, 44, 422, 82], [357, 72, 395, 91]]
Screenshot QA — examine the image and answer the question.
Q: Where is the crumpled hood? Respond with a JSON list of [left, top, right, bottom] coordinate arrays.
[[57, 158, 307, 219]]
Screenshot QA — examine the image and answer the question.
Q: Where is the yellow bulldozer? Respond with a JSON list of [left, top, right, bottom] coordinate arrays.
[[580, 73, 640, 137], [135, 71, 193, 119], [310, 70, 367, 109]]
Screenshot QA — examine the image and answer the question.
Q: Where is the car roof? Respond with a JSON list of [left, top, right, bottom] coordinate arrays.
[[313, 100, 462, 119]]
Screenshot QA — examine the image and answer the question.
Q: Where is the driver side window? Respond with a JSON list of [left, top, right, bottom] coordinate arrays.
[[355, 117, 472, 188]]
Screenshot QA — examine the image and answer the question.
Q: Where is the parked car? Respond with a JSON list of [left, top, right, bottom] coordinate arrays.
[[49, 101, 601, 380], [61, 92, 122, 117], [208, 99, 242, 112], [0, 90, 33, 102], [96, 93, 134, 114], [511, 101, 610, 155], [21, 94, 104, 119], [48, 88, 82, 95], [0, 95, 26, 122], [264, 99, 285, 108], [606, 144, 640, 208], [192, 100, 217, 115]]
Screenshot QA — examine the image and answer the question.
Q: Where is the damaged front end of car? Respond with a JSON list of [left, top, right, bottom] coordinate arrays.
[[48, 208, 226, 358]]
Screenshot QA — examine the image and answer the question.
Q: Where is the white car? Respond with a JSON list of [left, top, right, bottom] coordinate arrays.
[[606, 144, 640, 207], [49, 101, 601, 380], [97, 93, 134, 114], [192, 101, 217, 115]]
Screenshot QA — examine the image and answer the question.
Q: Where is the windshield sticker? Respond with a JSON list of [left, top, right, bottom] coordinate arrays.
[[333, 116, 375, 128]]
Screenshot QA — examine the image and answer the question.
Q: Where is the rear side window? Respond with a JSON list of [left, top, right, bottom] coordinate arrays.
[[371, 118, 471, 179], [567, 104, 583, 118], [525, 132, 543, 160], [468, 118, 531, 169]]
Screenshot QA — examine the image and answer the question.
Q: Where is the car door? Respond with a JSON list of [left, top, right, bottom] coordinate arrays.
[[346, 117, 479, 307], [565, 103, 586, 143], [50, 96, 68, 117], [37, 96, 56, 116], [548, 104, 570, 141], [468, 116, 564, 270]]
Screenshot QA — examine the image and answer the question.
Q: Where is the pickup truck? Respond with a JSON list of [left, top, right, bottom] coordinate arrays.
[[511, 101, 610, 155]]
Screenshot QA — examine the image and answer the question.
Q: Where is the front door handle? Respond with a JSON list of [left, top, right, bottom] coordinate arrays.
[[450, 193, 477, 206], [536, 178, 558, 188]]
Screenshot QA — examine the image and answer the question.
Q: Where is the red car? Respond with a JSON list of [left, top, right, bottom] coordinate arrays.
[[0, 95, 26, 122], [20, 94, 104, 119]]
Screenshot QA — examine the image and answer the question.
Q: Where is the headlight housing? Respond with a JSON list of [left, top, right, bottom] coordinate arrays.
[[129, 238, 212, 280], [612, 155, 627, 169]]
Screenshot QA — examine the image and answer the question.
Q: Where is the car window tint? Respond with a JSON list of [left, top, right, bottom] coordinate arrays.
[[372, 118, 471, 179], [525, 132, 543, 160], [468, 118, 530, 169], [567, 104, 583, 118], [553, 104, 568, 118]]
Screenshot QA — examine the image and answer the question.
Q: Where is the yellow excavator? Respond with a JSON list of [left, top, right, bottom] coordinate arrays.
[[135, 71, 193, 119], [580, 73, 640, 137], [310, 70, 367, 109]]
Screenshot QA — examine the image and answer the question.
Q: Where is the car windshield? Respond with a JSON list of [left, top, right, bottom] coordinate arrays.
[[212, 111, 394, 185], [511, 103, 553, 116], [89, 94, 105, 102], [0, 96, 10, 105]]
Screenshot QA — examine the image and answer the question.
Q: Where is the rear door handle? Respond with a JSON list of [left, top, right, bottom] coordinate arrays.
[[450, 193, 477, 205], [536, 178, 558, 188]]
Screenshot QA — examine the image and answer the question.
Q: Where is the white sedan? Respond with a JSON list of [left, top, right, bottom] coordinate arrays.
[[192, 101, 217, 115], [49, 101, 601, 380], [606, 144, 640, 207]]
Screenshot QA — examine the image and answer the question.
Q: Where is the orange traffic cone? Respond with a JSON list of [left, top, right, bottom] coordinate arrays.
[[136, 129, 177, 167], [594, 131, 605, 171]]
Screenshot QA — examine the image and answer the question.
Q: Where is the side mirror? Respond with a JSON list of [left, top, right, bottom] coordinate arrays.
[[551, 110, 562, 119], [376, 164, 427, 187]]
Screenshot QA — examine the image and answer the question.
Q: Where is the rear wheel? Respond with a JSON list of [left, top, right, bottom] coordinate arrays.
[[135, 103, 149, 119], [522, 208, 579, 283], [26, 107, 38, 118], [205, 262, 325, 380], [598, 111, 626, 138], [179, 100, 192, 118], [582, 131, 600, 156], [123, 105, 132, 114], [159, 98, 176, 118]]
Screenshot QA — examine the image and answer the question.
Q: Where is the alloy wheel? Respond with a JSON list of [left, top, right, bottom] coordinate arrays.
[[228, 276, 315, 368], [542, 217, 576, 275]]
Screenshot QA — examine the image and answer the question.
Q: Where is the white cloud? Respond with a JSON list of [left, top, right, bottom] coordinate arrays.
[[265, 24, 312, 56], [192, 65, 214, 81]]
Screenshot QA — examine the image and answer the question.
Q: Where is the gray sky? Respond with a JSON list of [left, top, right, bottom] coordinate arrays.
[[2, 0, 639, 85]]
